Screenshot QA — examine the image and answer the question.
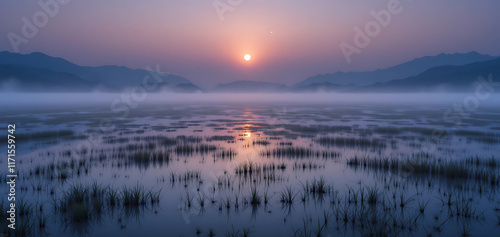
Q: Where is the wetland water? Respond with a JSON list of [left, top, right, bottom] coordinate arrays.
[[1, 93, 499, 236]]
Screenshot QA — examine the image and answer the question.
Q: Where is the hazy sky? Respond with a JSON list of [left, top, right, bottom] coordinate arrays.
[[1, 0, 499, 87]]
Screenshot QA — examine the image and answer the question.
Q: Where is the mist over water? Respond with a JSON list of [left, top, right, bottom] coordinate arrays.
[[2, 92, 499, 107], [1, 92, 500, 236]]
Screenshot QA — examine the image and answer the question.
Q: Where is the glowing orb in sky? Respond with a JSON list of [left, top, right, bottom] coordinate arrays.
[[244, 54, 251, 61]]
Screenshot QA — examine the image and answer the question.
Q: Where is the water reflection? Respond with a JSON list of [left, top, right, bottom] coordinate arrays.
[[1, 102, 499, 236]]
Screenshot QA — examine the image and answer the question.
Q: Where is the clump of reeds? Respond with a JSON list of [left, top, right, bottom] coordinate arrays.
[[249, 186, 261, 206], [279, 186, 296, 204], [346, 156, 500, 186], [261, 147, 340, 159]]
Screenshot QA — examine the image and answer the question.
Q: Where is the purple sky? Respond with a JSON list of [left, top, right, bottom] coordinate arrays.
[[1, 0, 500, 87]]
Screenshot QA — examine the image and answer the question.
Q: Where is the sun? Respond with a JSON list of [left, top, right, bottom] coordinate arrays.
[[244, 54, 251, 61]]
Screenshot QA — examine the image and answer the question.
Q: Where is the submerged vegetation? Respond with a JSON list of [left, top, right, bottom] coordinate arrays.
[[3, 103, 500, 236], [261, 147, 341, 159], [347, 156, 500, 186]]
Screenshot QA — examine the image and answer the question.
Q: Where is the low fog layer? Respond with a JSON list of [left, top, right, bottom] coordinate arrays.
[[1, 93, 499, 109]]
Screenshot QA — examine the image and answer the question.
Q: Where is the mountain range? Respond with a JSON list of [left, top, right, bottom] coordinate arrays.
[[0, 51, 202, 92], [359, 58, 500, 92], [1, 51, 498, 93], [293, 52, 496, 87]]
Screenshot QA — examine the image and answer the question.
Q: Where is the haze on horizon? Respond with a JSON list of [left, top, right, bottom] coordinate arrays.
[[1, 0, 499, 87]]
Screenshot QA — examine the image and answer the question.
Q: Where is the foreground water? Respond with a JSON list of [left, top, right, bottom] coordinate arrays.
[[1, 93, 499, 236]]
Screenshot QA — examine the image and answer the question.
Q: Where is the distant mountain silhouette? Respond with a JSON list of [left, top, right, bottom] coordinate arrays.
[[2, 51, 498, 93], [294, 52, 496, 87], [0, 51, 200, 92], [172, 83, 204, 93], [290, 82, 354, 93], [0, 64, 94, 92], [213, 81, 289, 93], [358, 58, 500, 92]]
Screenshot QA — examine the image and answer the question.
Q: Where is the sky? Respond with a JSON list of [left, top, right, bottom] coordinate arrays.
[[0, 0, 499, 87]]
